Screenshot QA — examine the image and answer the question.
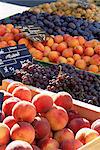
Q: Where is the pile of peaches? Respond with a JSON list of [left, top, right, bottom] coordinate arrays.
[[0, 24, 100, 74], [0, 81, 100, 150]]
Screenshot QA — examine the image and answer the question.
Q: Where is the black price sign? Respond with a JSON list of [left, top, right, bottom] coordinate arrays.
[[77, 0, 90, 8], [17, 25, 46, 42], [0, 92, 4, 110], [0, 44, 32, 77]]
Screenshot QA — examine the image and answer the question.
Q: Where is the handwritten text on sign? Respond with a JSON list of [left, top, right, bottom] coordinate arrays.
[[0, 44, 32, 77]]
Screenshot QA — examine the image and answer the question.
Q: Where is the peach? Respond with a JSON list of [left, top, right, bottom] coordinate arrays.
[[67, 57, 75, 65], [32, 94, 53, 113], [67, 38, 79, 47], [62, 48, 73, 58], [56, 42, 67, 53], [77, 36, 86, 45], [3, 116, 16, 129], [0, 145, 6, 150], [54, 128, 74, 144], [63, 34, 71, 42], [40, 138, 59, 150], [33, 42, 45, 51], [75, 128, 99, 144], [0, 90, 12, 101], [0, 41, 8, 48], [44, 46, 51, 57], [61, 139, 83, 150], [8, 40, 16, 46], [27, 43, 33, 49], [54, 35, 63, 43], [0, 25, 6, 36], [67, 110, 80, 122], [42, 57, 50, 62], [84, 41, 93, 48], [88, 65, 99, 73], [68, 118, 90, 133], [3, 33, 14, 42], [12, 101, 36, 123], [82, 56, 91, 64], [7, 81, 24, 93], [84, 47, 94, 56], [0, 111, 5, 122], [94, 45, 100, 55], [73, 54, 81, 61], [57, 56, 67, 64], [90, 54, 100, 65], [51, 43, 59, 51], [14, 33, 24, 41], [45, 106, 68, 131], [11, 28, 20, 34], [28, 47, 37, 54], [12, 86, 32, 102], [18, 38, 29, 47], [74, 46, 83, 55], [53, 92, 73, 110], [5, 140, 33, 150], [32, 50, 43, 60], [2, 97, 21, 116], [91, 119, 100, 134], [0, 123, 10, 145], [6, 24, 14, 30], [10, 122, 35, 144], [46, 37, 54, 47], [75, 59, 86, 70], [32, 116, 51, 139], [48, 51, 59, 62]]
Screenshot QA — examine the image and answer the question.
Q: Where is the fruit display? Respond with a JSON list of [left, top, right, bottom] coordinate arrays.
[[29, 0, 100, 22], [14, 61, 100, 106], [1, 12, 100, 41], [0, 82, 100, 150]]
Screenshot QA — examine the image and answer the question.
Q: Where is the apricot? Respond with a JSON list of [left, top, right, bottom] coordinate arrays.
[[12, 101, 36, 123], [11, 28, 20, 34], [90, 54, 100, 65], [0, 123, 10, 145], [75, 59, 86, 70], [67, 38, 79, 47], [46, 37, 54, 47], [54, 128, 74, 144], [94, 45, 100, 55], [3, 33, 14, 42], [2, 97, 21, 116], [32, 50, 43, 60], [0, 90, 12, 101], [5, 140, 33, 150], [29, 47, 37, 54], [91, 119, 100, 134], [88, 65, 99, 73], [33, 42, 45, 51], [8, 40, 17, 46], [82, 56, 91, 64], [45, 106, 68, 131], [57, 56, 67, 64], [7, 81, 24, 93], [77, 36, 86, 45], [73, 54, 81, 61], [84, 47, 94, 56], [54, 35, 63, 43], [75, 128, 99, 144], [63, 34, 71, 42], [0, 41, 8, 48], [53, 92, 73, 110], [44, 46, 51, 57], [74, 45, 83, 55], [62, 48, 73, 58], [32, 116, 51, 139], [68, 118, 90, 134], [18, 38, 29, 47], [48, 51, 59, 62], [67, 57, 75, 65], [32, 94, 53, 113], [12, 86, 32, 102], [84, 41, 93, 48], [10, 122, 35, 144], [56, 42, 67, 53], [3, 116, 17, 129], [0, 25, 6, 36], [6, 24, 14, 30], [51, 43, 58, 51]]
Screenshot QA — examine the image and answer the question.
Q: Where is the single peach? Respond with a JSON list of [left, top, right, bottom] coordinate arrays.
[[5, 140, 33, 150], [51, 43, 59, 51], [44, 46, 51, 57], [54, 128, 74, 144], [0, 24, 6, 36], [67, 57, 75, 65], [3, 116, 17, 129], [73, 54, 81, 61], [18, 38, 29, 47], [67, 38, 79, 47], [45, 106, 68, 131], [12, 101, 36, 123], [8, 40, 17, 46], [84, 47, 94, 56], [74, 46, 83, 55], [88, 65, 99, 73], [62, 48, 73, 58], [7, 81, 24, 93], [94, 45, 100, 55], [68, 118, 90, 133], [53, 92, 73, 110], [75, 59, 86, 70], [56, 42, 67, 53], [57, 56, 67, 64], [6, 24, 14, 30], [2, 97, 21, 116], [77, 36, 86, 45], [0, 41, 8, 48], [54, 35, 63, 43], [3, 33, 14, 42], [84, 41, 93, 48], [75, 128, 99, 144], [91, 119, 100, 134], [32, 50, 43, 60], [0, 123, 10, 145], [12, 86, 32, 102], [32, 94, 53, 113], [48, 51, 59, 62], [33, 42, 45, 52], [82, 56, 91, 64], [63, 34, 71, 42], [32, 116, 51, 139], [90, 54, 100, 65], [10, 122, 35, 144], [46, 37, 54, 47], [67, 110, 80, 122], [11, 28, 20, 34]]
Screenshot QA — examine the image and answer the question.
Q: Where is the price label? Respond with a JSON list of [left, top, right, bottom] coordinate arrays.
[[0, 44, 32, 77], [17, 25, 46, 42], [0, 92, 4, 110]]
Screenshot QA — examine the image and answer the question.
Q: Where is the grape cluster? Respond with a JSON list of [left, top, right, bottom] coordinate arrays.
[[1, 11, 100, 41], [15, 61, 100, 106]]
